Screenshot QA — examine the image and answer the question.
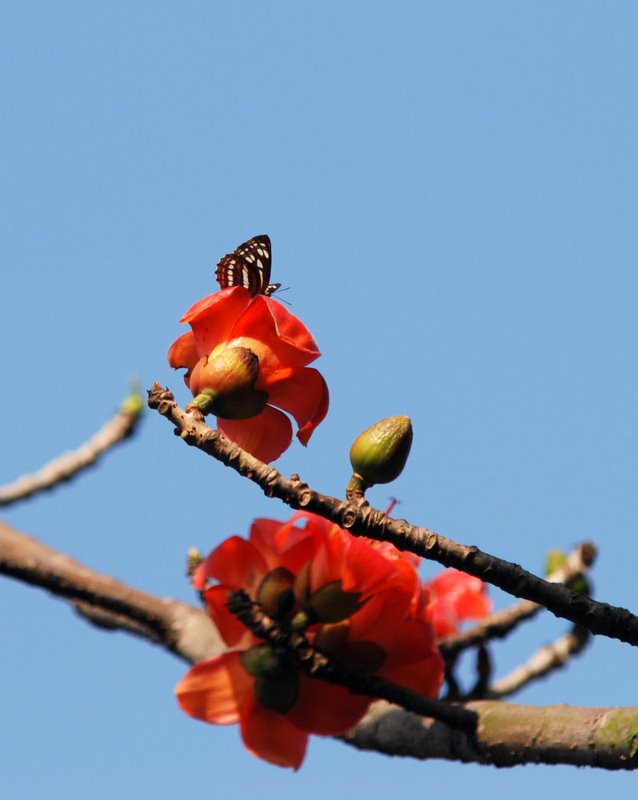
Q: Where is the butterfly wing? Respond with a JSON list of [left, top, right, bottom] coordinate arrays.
[[216, 234, 273, 296]]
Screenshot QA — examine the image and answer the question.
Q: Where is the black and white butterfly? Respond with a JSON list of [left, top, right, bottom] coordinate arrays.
[[215, 234, 281, 297]]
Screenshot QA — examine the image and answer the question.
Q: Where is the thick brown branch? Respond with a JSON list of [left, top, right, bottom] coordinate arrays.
[[0, 400, 143, 506], [148, 385, 638, 648], [344, 700, 638, 769], [439, 543, 595, 657], [0, 519, 222, 665]]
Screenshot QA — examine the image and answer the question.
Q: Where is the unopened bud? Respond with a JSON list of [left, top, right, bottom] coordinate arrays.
[[241, 646, 299, 712], [189, 346, 268, 419], [120, 384, 144, 418], [308, 580, 363, 623], [186, 547, 204, 582], [240, 644, 286, 678], [257, 567, 296, 619], [349, 416, 413, 487], [314, 622, 386, 673], [545, 549, 567, 576], [545, 549, 590, 595], [254, 672, 299, 713]]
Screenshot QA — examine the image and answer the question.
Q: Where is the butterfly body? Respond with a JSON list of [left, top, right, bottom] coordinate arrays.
[[216, 234, 281, 297]]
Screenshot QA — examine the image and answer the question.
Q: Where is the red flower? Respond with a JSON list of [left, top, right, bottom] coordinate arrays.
[[168, 286, 329, 462], [424, 568, 492, 638], [176, 513, 444, 769]]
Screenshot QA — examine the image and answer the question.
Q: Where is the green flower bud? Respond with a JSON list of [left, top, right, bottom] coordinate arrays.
[[254, 671, 299, 714], [569, 575, 591, 596], [349, 416, 413, 487], [241, 646, 300, 713], [545, 549, 567, 576], [294, 562, 311, 605], [314, 623, 386, 673], [545, 549, 590, 595], [240, 644, 286, 678], [120, 384, 144, 418], [257, 567, 297, 619], [189, 347, 269, 419], [308, 580, 363, 623], [186, 547, 204, 581], [313, 620, 351, 653]]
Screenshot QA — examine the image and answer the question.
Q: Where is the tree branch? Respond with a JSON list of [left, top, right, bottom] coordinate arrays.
[[487, 625, 590, 699], [0, 398, 143, 507], [344, 700, 638, 769], [2, 517, 637, 770], [148, 385, 638, 648], [438, 543, 595, 658], [0, 519, 222, 665]]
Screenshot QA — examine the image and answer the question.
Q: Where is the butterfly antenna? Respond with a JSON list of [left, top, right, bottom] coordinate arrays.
[[274, 286, 292, 306]]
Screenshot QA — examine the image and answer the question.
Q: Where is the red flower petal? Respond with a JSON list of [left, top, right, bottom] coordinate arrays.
[[309, 526, 407, 603], [349, 594, 417, 651], [240, 691, 308, 770], [182, 287, 253, 355], [175, 652, 252, 725], [258, 367, 329, 446], [348, 596, 444, 698], [217, 405, 293, 463], [167, 331, 200, 382], [225, 295, 321, 373], [202, 536, 268, 592], [263, 297, 321, 357], [381, 653, 444, 698], [203, 585, 254, 648], [249, 517, 317, 574], [286, 673, 370, 735], [425, 569, 492, 636]]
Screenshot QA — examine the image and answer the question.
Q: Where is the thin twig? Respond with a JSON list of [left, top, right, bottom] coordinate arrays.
[[438, 543, 596, 657], [148, 385, 638, 649], [0, 397, 143, 506], [486, 625, 591, 699]]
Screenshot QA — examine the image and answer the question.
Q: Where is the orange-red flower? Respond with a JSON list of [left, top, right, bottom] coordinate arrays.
[[168, 286, 329, 463], [176, 513, 444, 769], [424, 568, 492, 638]]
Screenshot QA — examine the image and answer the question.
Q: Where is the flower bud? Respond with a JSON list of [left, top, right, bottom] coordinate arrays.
[[241, 646, 300, 712], [545, 549, 567, 576], [189, 346, 268, 419], [186, 547, 204, 582], [257, 567, 297, 619], [120, 385, 144, 418], [308, 580, 363, 623], [545, 549, 590, 595], [314, 622, 386, 673], [240, 644, 286, 678], [349, 416, 413, 487], [313, 620, 351, 653], [254, 671, 299, 714]]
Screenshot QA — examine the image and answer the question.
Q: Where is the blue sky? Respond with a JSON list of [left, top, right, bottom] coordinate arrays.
[[1, 3, 637, 797]]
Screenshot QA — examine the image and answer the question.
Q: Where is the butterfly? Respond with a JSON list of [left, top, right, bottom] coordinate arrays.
[[215, 234, 281, 297]]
